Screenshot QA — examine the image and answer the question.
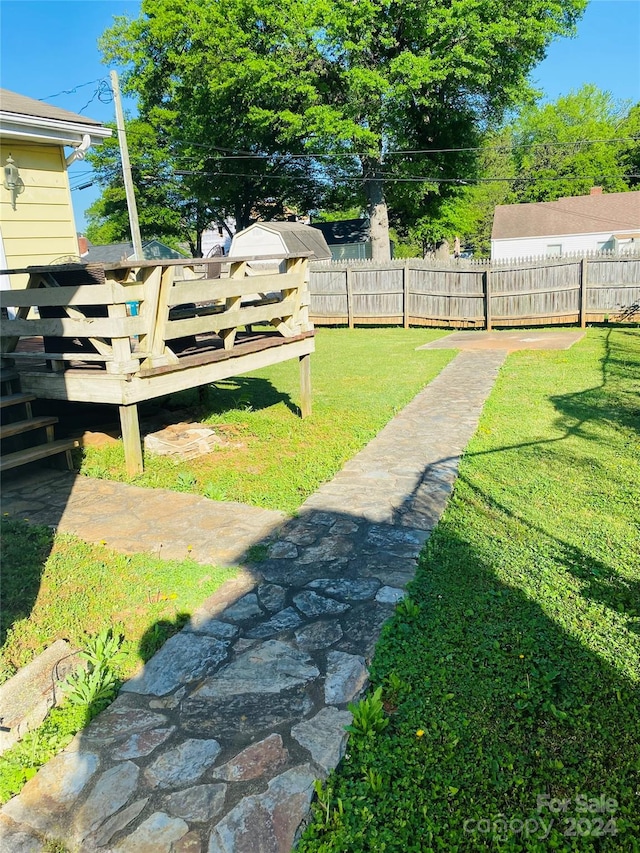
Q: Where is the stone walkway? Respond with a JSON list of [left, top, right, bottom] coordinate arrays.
[[0, 350, 506, 853], [0, 473, 285, 567]]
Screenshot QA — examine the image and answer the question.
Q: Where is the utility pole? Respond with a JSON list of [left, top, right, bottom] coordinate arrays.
[[110, 70, 143, 260]]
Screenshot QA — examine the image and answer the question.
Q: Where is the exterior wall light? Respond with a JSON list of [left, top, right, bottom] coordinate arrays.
[[3, 155, 25, 210]]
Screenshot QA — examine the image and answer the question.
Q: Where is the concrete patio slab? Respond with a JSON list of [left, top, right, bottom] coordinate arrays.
[[418, 329, 586, 351]]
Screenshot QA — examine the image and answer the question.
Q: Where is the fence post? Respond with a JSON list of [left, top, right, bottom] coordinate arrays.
[[484, 267, 492, 331], [579, 258, 588, 328], [403, 259, 410, 328], [346, 266, 354, 329]]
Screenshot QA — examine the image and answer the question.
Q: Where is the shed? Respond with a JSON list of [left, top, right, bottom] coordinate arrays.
[[229, 221, 331, 261], [309, 218, 372, 260]]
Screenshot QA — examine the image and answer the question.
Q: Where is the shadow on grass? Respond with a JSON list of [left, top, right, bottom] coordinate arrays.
[[194, 375, 299, 418], [297, 504, 639, 850], [551, 328, 640, 436]]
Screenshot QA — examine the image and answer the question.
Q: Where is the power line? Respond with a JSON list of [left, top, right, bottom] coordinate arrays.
[[109, 124, 640, 159], [40, 78, 108, 102]]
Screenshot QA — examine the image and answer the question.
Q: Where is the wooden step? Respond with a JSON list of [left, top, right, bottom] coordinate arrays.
[[0, 439, 78, 473], [0, 368, 19, 383], [0, 392, 36, 410], [0, 416, 58, 440]]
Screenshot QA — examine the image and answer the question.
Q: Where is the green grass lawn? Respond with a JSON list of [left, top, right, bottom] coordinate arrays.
[[0, 519, 238, 684], [0, 519, 238, 803], [79, 327, 454, 513], [0, 327, 452, 805], [298, 327, 640, 852]]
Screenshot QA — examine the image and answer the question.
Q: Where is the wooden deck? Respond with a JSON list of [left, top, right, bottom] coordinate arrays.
[[1, 255, 315, 474]]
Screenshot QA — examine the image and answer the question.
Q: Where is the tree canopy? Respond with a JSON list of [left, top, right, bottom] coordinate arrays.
[[97, 0, 588, 259], [419, 87, 640, 256]]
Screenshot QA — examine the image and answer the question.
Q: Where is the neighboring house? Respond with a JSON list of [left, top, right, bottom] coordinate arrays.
[[229, 221, 331, 261], [0, 88, 111, 289], [491, 188, 640, 260], [82, 239, 187, 264], [309, 218, 373, 260], [201, 218, 236, 257]]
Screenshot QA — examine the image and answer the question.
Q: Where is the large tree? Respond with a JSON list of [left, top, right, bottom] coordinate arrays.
[[414, 88, 640, 257], [509, 85, 636, 201], [100, 0, 587, 260]]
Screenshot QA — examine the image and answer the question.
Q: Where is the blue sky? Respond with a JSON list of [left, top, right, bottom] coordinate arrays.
[[1, 0, 639, 230]]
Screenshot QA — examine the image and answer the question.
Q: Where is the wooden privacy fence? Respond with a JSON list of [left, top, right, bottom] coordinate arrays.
[[309, 254, 640, 329]]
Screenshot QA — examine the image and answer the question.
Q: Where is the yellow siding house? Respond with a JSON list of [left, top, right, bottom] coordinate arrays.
[[0, 89, 111, 289]]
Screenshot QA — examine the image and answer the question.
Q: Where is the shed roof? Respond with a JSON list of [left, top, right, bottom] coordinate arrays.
[[234, 221, 332, 260], [310, 219, 370, 245], [492, 191, 640, 240]]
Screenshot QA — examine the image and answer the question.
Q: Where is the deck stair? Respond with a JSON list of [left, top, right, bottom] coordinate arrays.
[[0, 363, 77, 473]]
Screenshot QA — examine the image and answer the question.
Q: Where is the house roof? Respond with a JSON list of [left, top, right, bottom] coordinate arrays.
[[0, 88, 111, 147], [1, 89, 104, 126], [310, 218, 370, 245], [234, 221, 332, 260], [492, 191, 640, 240]]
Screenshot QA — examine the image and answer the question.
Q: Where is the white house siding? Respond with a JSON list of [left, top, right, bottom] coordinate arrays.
[[491, 230, 640, 261], [201, 220, 234, 257]]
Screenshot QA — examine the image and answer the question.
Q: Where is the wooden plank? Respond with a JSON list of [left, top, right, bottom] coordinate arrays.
[[164, 297, 298, 340], [0, 316, 141, 338], [120, 337, 316, 405], [0, 283, 144, 309], [119, 404, 143, 476], [484, 268, 492, 331], [0, 392, 36, 409], [166, 273, 302, 305], [138, 265, 169, 367], [78, 252, 312, 274], [219, 260, 247, 350], [139, 331, 314, 376], [405, 289, 484, 298], [0, 416, 58, 440], [108, 302, 136, 372], [345, 267, 354, 328], [403, 261, 410, 328], [299, 353, 312, 417], [0, 438, 78, 473], [579, 258, 588, 329], [1, 350, 108, 362], [491, 285, 580, 297]]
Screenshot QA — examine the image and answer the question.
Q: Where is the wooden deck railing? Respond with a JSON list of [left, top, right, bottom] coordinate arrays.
[[1, 254, 315, 475], [0, 254, 313, 374]]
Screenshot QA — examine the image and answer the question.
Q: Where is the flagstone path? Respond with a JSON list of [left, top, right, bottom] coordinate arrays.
[[0, 349, 506, 853]]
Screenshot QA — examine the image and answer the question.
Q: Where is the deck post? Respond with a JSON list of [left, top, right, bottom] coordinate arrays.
[[119, 404, 143, 476], [299, 353, 312, 418]]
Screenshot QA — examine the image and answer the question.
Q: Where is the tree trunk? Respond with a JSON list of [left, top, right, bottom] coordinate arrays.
[[363, 161, 391, 262]]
